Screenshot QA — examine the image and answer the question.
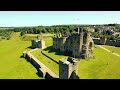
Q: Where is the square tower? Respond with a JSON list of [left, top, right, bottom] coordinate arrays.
[[59, 57, 79, 79], [38, 40, 45, 49]]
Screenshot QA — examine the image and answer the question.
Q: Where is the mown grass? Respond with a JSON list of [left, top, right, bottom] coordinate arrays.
[[31, 49, 59, 75], [102, 45, 120, 55], [0, 32, 42, 79], [38, 38, 120, 79], [1, 32, 120, 79], [78, 45, 120, 79]]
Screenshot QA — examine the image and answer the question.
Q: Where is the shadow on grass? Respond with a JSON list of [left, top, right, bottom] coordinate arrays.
[[20, 55, 24, 58], [26, 46, 33, 49], [43, 46, 72, 57]]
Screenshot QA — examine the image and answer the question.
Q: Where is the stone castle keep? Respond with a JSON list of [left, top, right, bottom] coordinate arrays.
[[31, 33, 46, 49], [53, 27, 94, 59]]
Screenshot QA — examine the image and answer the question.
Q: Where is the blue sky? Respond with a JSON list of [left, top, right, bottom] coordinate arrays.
[[0, 11, 120, 27]]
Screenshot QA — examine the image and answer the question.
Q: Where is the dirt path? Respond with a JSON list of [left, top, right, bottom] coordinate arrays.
[[97, 45, 120, 57]]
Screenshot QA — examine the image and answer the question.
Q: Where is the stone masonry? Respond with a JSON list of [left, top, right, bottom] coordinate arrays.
[[53, 27, 94, 59], [31, 33, 46, 49]]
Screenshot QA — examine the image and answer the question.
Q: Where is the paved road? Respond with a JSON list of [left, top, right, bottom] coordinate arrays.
[[97, 45, 120, 57]]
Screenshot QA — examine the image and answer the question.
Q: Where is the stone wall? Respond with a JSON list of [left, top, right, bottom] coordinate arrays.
[[23, 51, 58, 79], [41, 51, 59, 64], [92, 38, 100, 45], [93, 38, 120, 47]]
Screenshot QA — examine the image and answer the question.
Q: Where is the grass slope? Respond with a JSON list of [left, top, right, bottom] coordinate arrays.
[[0, 32, 42, 79]]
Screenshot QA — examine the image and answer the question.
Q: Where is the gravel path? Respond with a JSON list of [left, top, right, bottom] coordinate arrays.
[[97, 45, 120, 57]]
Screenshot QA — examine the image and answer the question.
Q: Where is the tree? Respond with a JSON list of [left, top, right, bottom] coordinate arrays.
[[20, 31, 26, 36]]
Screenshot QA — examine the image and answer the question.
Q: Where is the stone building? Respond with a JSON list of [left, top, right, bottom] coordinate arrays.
[[53, 27, 94, 59], [93, 37, 120, 47], [59, 57, 79, 79], [31, 33, 45, 49]]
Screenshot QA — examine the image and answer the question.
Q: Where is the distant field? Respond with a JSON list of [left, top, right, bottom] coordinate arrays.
[[20, 33, 55, 41], [0, 28, 14, 30], [0, 32, 42, 79], [26, 33, 54, 37], [102, 45, 120, 55]]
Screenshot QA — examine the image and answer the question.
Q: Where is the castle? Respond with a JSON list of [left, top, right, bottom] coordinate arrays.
[[53, 27, 94, 59], [31, 33, 46, 49]]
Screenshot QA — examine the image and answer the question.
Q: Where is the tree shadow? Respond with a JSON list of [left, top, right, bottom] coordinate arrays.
[[43, 46, 72, 57]]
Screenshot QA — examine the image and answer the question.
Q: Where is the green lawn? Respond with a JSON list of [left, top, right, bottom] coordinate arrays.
[[31, 49, 59, 75], [78, 45, 120, 79], [0, 32, 42, 79], [102, 45, 120, 55], [1, 32, 120, 79]]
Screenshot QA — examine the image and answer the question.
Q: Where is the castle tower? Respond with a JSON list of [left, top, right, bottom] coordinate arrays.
[[38, 40, 45, 49], [59, 57, 79, 79], [82, 28, 91, 58], [38, 33, 43, 40], [79, 28, 83, 56], [38, 33, 46, 49]]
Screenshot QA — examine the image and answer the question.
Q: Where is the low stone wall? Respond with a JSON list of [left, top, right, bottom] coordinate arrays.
[[41, 51, 59, 64], [93, 39, 100, 45], [23, 50, 59, 79]]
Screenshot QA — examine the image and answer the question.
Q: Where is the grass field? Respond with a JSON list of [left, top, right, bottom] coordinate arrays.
[[31, 37, 59, 75], [31, 49, 59, 75], [102, 45, 120, 55], [1, 32, 120, 79], [0, 32, 42, 79], [78, 45, 120, 79]]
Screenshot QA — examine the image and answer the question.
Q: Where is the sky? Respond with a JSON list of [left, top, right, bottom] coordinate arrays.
[[0, 11, 120, 27]]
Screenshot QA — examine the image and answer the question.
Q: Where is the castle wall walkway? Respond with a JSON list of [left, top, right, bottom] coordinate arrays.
[[23, 49, 59, 79]]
